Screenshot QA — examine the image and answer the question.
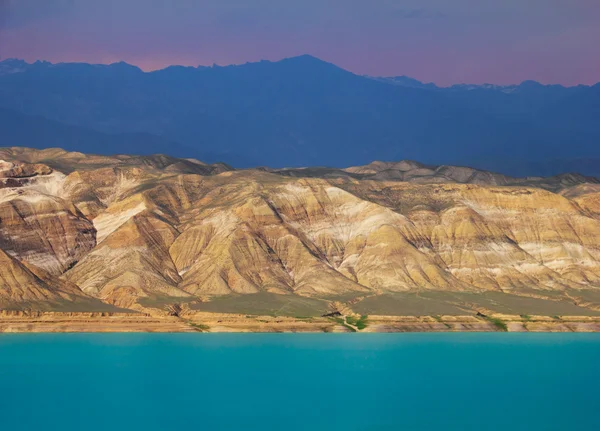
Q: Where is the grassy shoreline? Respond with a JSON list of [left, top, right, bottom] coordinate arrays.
[[2, 312, 600, 333]]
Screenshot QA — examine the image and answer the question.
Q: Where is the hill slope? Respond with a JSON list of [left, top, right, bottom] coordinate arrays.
[[2, 147, 600, 317]]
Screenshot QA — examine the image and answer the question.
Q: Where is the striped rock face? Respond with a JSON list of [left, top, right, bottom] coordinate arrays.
[[2, 147, 600, 313]]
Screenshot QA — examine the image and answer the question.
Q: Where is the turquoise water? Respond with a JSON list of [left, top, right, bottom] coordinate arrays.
[[0, 334, 598, 430]]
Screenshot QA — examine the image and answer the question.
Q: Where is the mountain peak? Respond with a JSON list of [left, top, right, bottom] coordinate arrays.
[[0, 58, 30, 76], [519, 80, 544, 88], [107, 61, 143, 73], [109, 60, 137, 68], [276, 54, 341, 69], [281, 54, 326, 63], [0, 58, 27, 65]]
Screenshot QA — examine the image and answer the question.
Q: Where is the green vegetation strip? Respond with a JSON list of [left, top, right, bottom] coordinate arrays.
[[330, 317, 356, 332], [484, 316, 508, 332], [185, 320, 210, 332], [346, 315, 369, 330]]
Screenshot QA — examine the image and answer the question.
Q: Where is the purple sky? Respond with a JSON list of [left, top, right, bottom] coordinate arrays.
[[0, 0, 599, 86]]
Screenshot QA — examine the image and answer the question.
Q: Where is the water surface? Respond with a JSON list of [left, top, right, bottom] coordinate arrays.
[[1, 333, 598, 430]]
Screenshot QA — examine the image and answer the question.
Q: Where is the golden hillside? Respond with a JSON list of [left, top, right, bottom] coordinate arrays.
[[2, 147, 600, 317]]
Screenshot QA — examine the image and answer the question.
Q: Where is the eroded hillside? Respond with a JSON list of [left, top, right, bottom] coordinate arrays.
[[2, 147, 600, 318]]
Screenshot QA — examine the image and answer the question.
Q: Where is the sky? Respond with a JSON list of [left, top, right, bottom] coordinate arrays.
[[0, 0, 598, 86]]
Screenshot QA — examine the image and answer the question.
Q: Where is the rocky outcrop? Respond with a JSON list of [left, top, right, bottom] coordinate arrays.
[[0, 189, 96, 274], [335, 180, 600, 290], [0, 160, 52, 179], [0, 247, 107, 310], [0, 147, 233, 175], [169, 176, 370, 296], [66, 213, 192, 310]]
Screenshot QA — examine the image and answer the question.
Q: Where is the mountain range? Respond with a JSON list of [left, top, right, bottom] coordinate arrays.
[[0, 56, 599, 176], [2, 147, 600, 321]]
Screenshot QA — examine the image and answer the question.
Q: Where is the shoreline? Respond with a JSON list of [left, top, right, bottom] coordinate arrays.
[[2, 311, 600, 333]]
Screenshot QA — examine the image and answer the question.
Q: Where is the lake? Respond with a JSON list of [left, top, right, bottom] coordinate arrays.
[[0, 333, 598, 430]]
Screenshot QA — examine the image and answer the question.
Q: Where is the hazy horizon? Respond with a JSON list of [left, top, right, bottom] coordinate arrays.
[[1, 0, 599, 86], [2, 54, 599, 88]]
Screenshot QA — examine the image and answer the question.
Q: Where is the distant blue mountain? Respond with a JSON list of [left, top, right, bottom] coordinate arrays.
[[0, 55, 598, 176], [0, 107, 196, 159], [372, 75, 438, 89]]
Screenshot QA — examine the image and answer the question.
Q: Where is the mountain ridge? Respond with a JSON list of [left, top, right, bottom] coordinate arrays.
[[3, 56, 597, 88], [1, 56, 599, 176], [2, 147, 600, 319]]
